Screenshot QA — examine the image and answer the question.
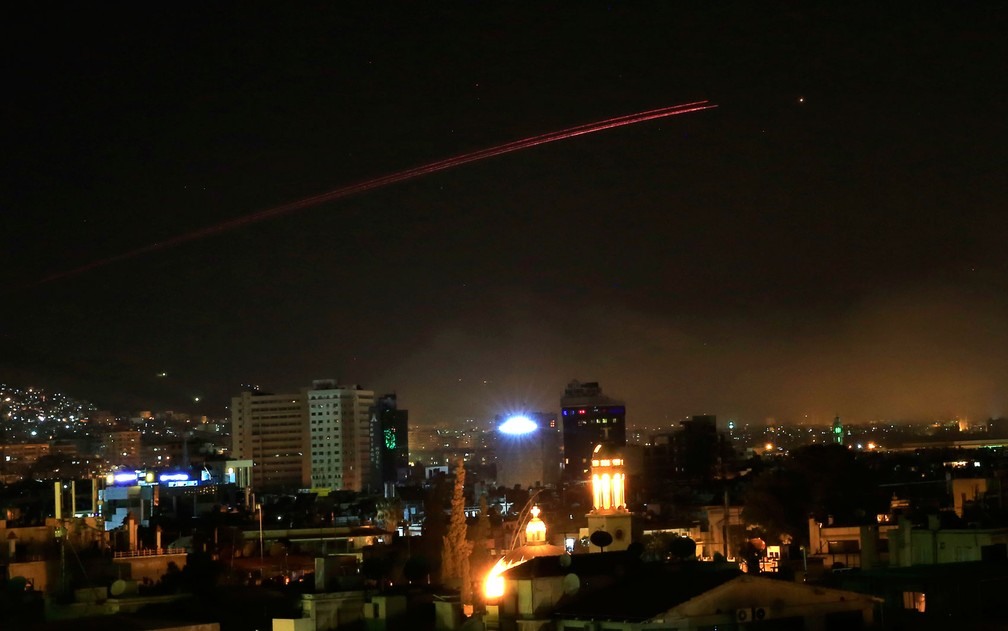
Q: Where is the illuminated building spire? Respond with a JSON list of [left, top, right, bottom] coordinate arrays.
[[590, 443, 627, 513]]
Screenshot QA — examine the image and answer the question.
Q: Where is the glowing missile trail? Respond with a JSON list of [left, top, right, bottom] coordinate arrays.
[[41, 101, 716, 283]]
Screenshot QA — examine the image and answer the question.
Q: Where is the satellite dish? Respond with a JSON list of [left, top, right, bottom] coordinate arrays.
[[589, 530, 613, 550], [558, 553, 572, 568], [562, 573, 580, 596]]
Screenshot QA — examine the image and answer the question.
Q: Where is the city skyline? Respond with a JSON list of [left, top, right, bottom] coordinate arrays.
[[4, 6, 1007, 427]]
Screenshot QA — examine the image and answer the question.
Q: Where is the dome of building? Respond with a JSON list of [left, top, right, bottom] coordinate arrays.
[[484, 505, 565, 600]]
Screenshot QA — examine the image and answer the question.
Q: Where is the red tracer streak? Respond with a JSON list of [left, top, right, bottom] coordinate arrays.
[[42, 101, 716, 283]]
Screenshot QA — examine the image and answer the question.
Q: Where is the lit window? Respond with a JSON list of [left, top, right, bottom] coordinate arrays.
[[903, 592, 925, 612]]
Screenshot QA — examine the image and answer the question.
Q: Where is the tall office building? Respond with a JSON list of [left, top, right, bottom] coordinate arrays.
[[231, 391, 309, 491], [643, 415, 722, 487], [308, 380, 374, 492], [370, 394, 410, 489], [560, 380, 626, 481], [230, 381, 375, 492]]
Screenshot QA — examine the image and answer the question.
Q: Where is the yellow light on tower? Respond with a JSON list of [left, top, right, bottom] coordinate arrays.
[[590, 443, 626, 513]]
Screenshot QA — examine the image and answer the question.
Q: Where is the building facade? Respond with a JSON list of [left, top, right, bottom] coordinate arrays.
[[103, 429, 142, 469], [370, 393, 409, 489], [560, 380, 626, 481], [496, 412, 560, 489], [231, 391, 309, 490], [308, 381, 374, 492], [230, 382, 377, 493]]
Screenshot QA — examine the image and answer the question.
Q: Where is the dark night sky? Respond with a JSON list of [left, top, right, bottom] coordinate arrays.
[[3, 5, 1007, 427]]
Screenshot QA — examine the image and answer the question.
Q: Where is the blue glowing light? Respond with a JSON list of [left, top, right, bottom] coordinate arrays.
[[499, 415, 537, 435], [158, 472, 190, 482]]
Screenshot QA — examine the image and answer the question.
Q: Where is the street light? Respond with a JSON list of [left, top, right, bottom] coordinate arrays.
[[257, 503, 264, 579]]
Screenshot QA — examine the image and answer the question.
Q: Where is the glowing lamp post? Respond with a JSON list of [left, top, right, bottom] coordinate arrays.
[[257, 503, 264, 578]]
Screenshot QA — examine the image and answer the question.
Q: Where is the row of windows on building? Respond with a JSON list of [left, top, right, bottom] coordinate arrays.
[[575, 418, 621, 427]]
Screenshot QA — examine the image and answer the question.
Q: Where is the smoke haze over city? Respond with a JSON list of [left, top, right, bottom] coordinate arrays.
[[3, 6, 1006, 425]]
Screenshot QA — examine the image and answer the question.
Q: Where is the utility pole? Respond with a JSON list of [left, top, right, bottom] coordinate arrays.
[[257, 503, 264, 580], [719, 456, 730, 559]]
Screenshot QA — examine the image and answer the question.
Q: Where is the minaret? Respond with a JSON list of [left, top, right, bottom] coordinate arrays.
[[586, 442, 637, 552], [832, 416, 844, 446]]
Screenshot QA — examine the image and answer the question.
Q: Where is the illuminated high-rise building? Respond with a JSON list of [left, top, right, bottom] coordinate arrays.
[[560, 380, 626, 481], [370, 393, 409, 490], [230, 380, 374, 492], [308, 380, 374, 492], [100, 429, 142, 468], [231, 390, 309, 491]]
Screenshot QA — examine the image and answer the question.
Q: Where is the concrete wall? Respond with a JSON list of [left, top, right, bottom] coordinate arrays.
[[952, 478, 990, 518], [517, 577, 564, 618], [273, 620, 314, 631], [889, 519, 1008, 567], [112, 553, 188, 583], [301, 590, 365, 631], [7, 559, 59, 593]]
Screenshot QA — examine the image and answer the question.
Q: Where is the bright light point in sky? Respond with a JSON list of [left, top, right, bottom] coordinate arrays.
[[499, 415, 536, 435]]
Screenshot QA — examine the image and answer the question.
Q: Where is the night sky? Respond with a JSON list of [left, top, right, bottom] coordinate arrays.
[[3, 5, 1007, 428]]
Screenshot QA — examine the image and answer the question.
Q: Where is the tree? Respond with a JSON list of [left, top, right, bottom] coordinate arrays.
[[441, 459, 474, 603], [741, 466, 809, 544], [742, 444, 885, 545], [469, 494, 492, 590], [376, 497, 404, 534], [422, 474, 449, 541], [668, 536, 697, 561]]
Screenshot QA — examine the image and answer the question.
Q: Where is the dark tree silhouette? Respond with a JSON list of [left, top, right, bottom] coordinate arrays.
[[742, 444, 884, 545]]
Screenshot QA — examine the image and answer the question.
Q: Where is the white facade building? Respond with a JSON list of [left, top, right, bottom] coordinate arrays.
[[308, 380, 374, 492], [230, 380, 375, 492]]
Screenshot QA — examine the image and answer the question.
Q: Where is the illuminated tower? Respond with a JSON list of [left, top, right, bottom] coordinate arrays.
[[832, 416, 844, 446], [308, 380, 374, 492], [371, 393, 409, 491], [231, 390, 309, 490], [586, 442, 637, 552]]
